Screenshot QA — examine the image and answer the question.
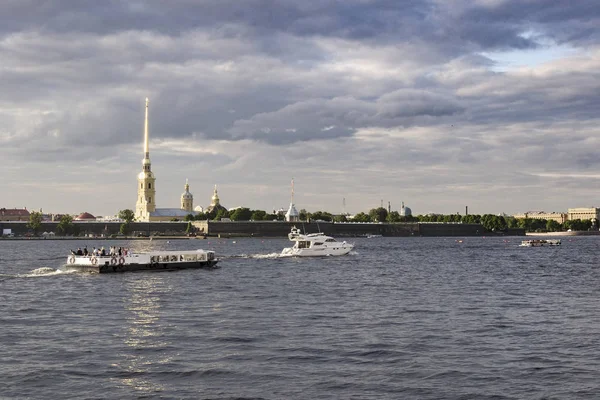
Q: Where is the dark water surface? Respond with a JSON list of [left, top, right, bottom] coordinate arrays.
[[1, 236, 600, 399]]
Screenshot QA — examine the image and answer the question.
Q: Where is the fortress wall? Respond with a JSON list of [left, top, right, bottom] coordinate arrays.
[[1, 220, 525, 237], [0, 221, 189, 236]]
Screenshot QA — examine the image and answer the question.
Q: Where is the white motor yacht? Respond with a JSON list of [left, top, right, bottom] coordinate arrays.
[[281, 226, 354, 257]]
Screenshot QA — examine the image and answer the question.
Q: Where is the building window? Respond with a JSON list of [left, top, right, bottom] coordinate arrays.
[[149, 198, 152, 203], [148, 183, 152, 189], [141, 183, 143, 189]]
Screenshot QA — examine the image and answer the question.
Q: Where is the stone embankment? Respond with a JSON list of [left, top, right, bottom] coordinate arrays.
[[1, 220, 525, 237], [525, 230, 600, 236]]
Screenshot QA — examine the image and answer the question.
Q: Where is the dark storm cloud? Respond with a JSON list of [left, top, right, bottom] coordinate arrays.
[[2, 0, 598, 52], [225, 90, 464, 145]]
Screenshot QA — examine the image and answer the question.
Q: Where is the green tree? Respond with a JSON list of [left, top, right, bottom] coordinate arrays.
[[481, 214, 507, 232], [334, 214, 348, 223], [299, 209, 309, 221], [194, 212, 208, 220], [230, 207, 253, 221], [56, 215, 75, 235], [564, 218, 592, 231], [386, 211, 401, 223], [369, 207, 388, 222], [506, 217, 519, 229], [118, 209, 136, 223], [213, 208, 229, 221], [184, 214, 195, 222], [546, 219, 561, 232], [27, 211, 43, 235], [462, 214, 481, 224], [310, 211, 333, 222], [186, 221, 193, 233], [251, 210, 267, 221], [120, 223, 131, 235], [352, 212, 371, 222]]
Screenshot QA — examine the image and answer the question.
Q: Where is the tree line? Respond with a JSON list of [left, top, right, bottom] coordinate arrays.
[[22, 208, 597, 236]]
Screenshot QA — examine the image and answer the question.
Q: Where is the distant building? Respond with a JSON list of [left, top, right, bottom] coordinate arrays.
[[75, 212, 96, 221], [567, 207, 600, 221], [513, 211, 567, 224], [285, 179, 299, 222], [0, 208, 30, 221], [205, 185, 227, 214], [181, 180, 194, 213], [400, 202, 412, 217]]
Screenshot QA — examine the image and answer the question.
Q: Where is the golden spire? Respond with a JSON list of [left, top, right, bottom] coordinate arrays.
[[211, 184, 220, 206], [144, 97, 149, 159]]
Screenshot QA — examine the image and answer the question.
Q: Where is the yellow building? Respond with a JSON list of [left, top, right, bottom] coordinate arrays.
[[567, 207, 600, 221], [513, 211, 568, 224]]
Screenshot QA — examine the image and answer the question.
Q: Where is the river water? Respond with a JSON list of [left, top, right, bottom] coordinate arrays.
[[1, 236, 599, 399]]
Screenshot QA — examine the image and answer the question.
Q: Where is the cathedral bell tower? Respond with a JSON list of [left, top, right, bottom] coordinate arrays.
[[181, 179, 194, 212], [135, 98, 156, 221]]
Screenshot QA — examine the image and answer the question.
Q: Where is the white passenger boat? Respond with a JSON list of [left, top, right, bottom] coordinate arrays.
[[281, 226, 354, 257], [519, 239, 561, 247], [65, 249, 218, 273]]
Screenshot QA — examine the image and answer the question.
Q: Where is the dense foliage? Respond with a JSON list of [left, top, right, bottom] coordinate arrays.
[[114, 205, 593, 234], [118, 209, 136, 223], [56, 215, 79, 235], [27, 211, 43, 235]]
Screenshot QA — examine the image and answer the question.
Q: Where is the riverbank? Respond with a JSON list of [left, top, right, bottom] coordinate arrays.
[[526, 230, 600, 236]]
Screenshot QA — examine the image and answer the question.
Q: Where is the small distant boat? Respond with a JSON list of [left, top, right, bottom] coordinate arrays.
[[366, 234, 382, 238], [65, 249, 218, 273], [281, 226, 354, 257], [519, 239, 561, 247]]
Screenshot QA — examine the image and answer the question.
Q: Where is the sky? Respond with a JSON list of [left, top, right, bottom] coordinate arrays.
[[1, 0, 600, 217]]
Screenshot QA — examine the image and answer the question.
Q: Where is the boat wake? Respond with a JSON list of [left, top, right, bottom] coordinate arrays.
[[233, 253, 284, 259], [19, 267, 76, 278]]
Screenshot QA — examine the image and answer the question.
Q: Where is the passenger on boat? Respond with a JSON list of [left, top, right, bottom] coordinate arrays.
[[83, 247, 88, 256], [76, 248, 83, 256], [118, 247, 122, 256], [100, 247, 106, 256]]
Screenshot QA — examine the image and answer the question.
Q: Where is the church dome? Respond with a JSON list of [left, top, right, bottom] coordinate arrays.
[[76, 212, 96, 220], [400, 203, 412, 216]]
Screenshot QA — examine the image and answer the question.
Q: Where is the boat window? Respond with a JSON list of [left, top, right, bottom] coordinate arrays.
[[170, 255, 177, 262], [298, 241, 310, 249], [313, 242, 323, 246], [160, 255, 169, 262], [325, 238, 336, 242]]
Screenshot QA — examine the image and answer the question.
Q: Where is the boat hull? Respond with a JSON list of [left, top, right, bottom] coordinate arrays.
[[65, 260, 218, 273], [64, 251, 218, 273], [281, 246, 353, 257]]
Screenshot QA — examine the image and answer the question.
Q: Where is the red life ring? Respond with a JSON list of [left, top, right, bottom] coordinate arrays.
[[68, 256, 75, 264], [118, 257, 125, 265], [91, 257, 98, 265], [110, 257, 118, 266]]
